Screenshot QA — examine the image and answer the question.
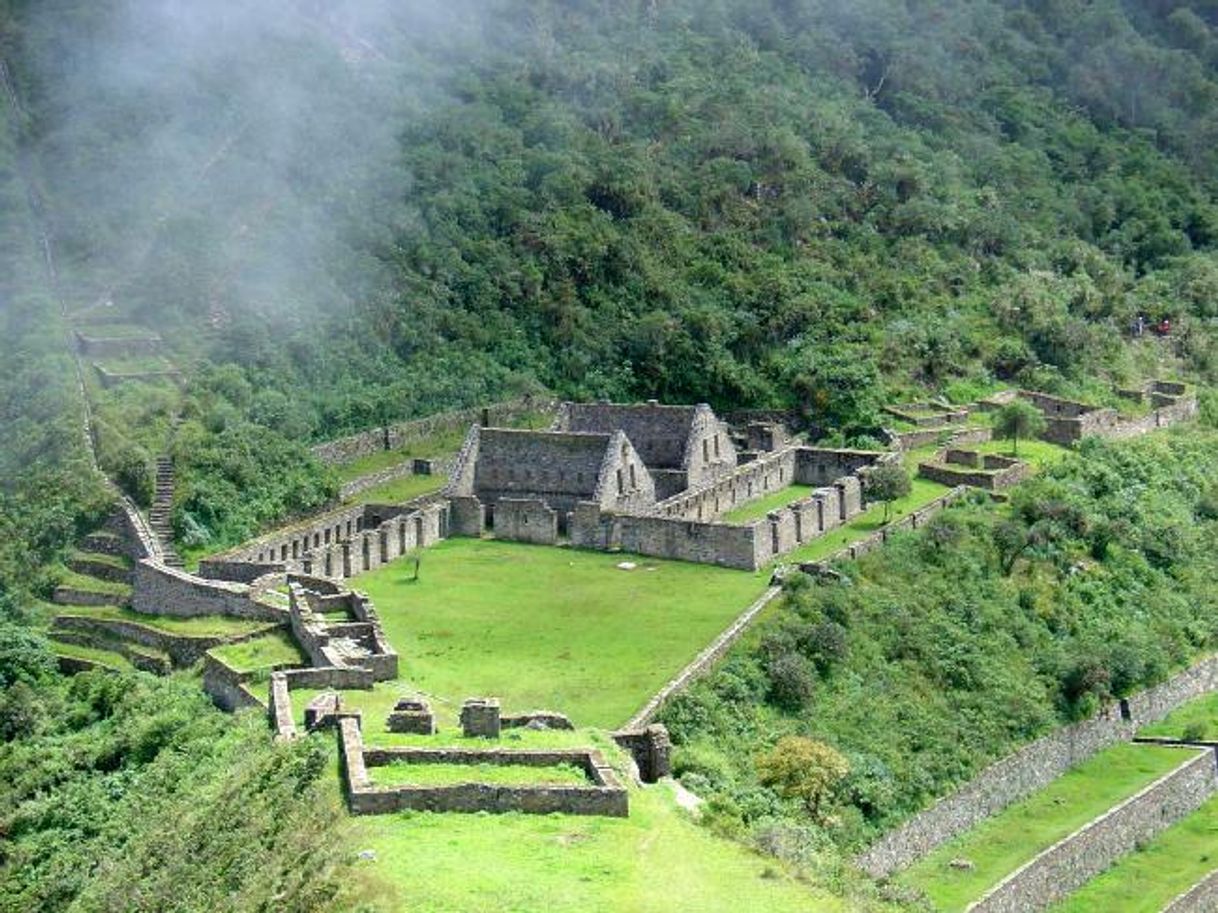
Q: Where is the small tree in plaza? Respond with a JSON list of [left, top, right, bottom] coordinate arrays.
[[867, 462, 912, 523], [993, 400, 1046, 456]]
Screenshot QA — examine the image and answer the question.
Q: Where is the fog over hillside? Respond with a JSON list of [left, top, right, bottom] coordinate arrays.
[[21, 0, 488, 327]]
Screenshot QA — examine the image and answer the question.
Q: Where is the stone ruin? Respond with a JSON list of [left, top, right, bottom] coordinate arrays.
[[386, 697, 436, 735]]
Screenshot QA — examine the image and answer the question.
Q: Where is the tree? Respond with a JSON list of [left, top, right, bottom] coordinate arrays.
[[756, 736, 851, 825], [867, 463, 912, 523], [993, 400, 1047, 456]]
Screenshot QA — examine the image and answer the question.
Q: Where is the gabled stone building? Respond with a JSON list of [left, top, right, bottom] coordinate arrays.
[[446, 426, 656, 542], [553, 400, 736, 498]]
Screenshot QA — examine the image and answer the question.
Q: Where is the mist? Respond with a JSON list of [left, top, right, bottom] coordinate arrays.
[[22, 0, 491, 334]]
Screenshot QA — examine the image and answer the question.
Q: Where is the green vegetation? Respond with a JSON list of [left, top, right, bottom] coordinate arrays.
[[348, 782, 872, 913], [352, 538, 768, 728], [54, 604, 272, 638], [1140, 690, 1218, 741], [48, 639, 135, 672], [662, 430, 1218, 863], [782, 476, 950, 564], [1048, 793, 1218, 913], [721, 484, 816, 524], [368, 761, 590, 788], [53, 566, 132, 599], [344, 471, 447, 506], [207, 630, 308, 674], [900, 743, 1195, 910], [993, 401, 1048, 457]]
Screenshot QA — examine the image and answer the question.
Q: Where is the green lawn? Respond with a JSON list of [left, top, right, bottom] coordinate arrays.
[[54, 566, 133, 598], [70, 549, 132, 570], [92, 354, 177, 374], [780, 476, 951, 565], [208, 629, 307, 673], [368, 761, 589, 788], [345, 778, 857, 913], [973, 437, 1072, 469], [901, 743, 1197, 911], [334, 427, 467, 483], [1139, 691, 1218, 741], [720, 484, 816, 524], [345, 472, 448, 506], [75, 322, 159, 340], [349, 538, 769, 728], [50, 639, 136, 672], [56, 603, 275, 638], [1048, 793, 1218, 913]]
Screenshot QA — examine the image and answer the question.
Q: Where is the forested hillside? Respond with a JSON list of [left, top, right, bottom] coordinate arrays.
[[2, 2, 1218, 910], [5, 0, 1218, 547]]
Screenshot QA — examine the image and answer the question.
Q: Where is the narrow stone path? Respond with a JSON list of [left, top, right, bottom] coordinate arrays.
[[150, 455, 183, 567]]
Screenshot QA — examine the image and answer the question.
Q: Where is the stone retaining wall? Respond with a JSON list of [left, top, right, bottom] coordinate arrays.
[[1163, 869, 1218, 913], [131, 560, 286, 622], [201, 654, 266, 712], [968, 749, 1218, 913], [268, 672, 297, 740], [312, 396, 555, 465], [858, 653, 1218, 878], [52, 613, 278, 667]]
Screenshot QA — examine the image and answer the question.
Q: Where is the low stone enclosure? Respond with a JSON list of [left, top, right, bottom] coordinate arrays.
[[979, 384, 1198, 445], [917, 448, 1031, 492], [857, 653, 1218, 889], [336, 714, 629, 818]]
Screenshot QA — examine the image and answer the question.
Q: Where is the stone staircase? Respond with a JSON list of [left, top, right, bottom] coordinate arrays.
[[150, 455, 183, 567]]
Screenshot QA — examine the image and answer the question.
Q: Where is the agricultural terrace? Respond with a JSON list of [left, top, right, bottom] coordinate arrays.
[[899, 742, 1195, 911], [1047, 793, 1218, 913], [349, 538, 770, 728], [1139, 690, 1218, 741]]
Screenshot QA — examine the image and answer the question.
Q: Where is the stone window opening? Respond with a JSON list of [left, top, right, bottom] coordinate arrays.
[[702, 439, 709, 463], [616, 468, 624, 494], [714, 434, 720, 458], [629, 464, 637, 489]]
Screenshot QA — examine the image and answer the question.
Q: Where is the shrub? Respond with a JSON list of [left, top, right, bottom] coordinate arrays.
[[756, 736, 851, 825], [765, 652, 816, 711]]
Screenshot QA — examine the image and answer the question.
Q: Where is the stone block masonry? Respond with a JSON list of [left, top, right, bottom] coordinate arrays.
[[341, 728, 629, 818], [132, 560, 286, 623], [461, 698, 502, 738], [967, 748, 1218, 913]]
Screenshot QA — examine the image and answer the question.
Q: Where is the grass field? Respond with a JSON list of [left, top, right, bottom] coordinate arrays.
[[368, 761, 590, 788], [208, 629, 307, 673], [1139, 691, 1218, 741], [345, 472, 448, 506], [780, 476, 951, 565], [972, 437, 1072, 468], [1048, 793, 1218, 913], [334, 427, 467, 483], [901, 743, 1197, 911], [345, 778, 858, 913], [349, 538, 768, 728], [720, 484, 816, 524]]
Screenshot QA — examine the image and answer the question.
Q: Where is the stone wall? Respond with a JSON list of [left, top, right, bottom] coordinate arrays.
[[268, 672, 298, 741], [311, 396, 555, 465], [653, 447, 797, 522], [858, 653, 1218, 878], [201, 654, 266, 712], [1163, 869, 1218, 913], [967, 748, 1218, 913], [494, 498, 558, 545], [345, 740, 629, 818], [918, 458, 1031, 492], [131, 560, 286, 623], [52, 613, 278, 667], [571, 505, 765, 570], [75, 330, 163, 358], [196, 559, 285, 584]]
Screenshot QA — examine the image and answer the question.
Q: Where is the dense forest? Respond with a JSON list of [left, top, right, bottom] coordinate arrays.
[[5, 0, 1218, 548], [2, 1, 1218, 910]]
